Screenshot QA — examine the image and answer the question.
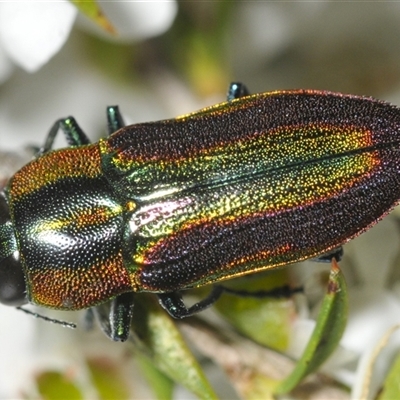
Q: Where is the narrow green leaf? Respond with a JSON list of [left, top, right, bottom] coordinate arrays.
[[70, 0, 116, 34], [359, 324, 400, 400], [275, 259, 348, 394], [377, 350, 400, 400], [179, 316, 349, 400], [131, 294, 218, 400], [36, 370, 83, 400], [136, 353, 174, 400]]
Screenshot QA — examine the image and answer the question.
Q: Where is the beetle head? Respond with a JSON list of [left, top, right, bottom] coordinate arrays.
[[0, 191, 27, 306]]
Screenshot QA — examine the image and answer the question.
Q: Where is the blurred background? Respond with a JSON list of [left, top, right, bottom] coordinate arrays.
[[2, 2, 400, 399], [4, 2, 400, 152]]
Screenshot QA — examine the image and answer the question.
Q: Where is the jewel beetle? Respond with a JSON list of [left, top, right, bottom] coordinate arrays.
[[1, 82, 400, 341]]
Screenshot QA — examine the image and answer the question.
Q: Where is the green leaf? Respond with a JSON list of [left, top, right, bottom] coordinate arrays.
[[36, 371, 83, 400], [275, 259, 348, 395], [358, 324, 400, 399], [70, 0, 116, 34], [87, 358, 130, 400], [214, 270, 295, 351], [135, 354, 174, 400], [378, 350, 400, 400], [131, 294, 218, 400], [240, 373, 278, 400], [179, 315, 349, 399]]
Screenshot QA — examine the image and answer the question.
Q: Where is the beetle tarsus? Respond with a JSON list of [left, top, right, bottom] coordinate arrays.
[[227, 82, 250, 101], [106, 106, 126, 135]]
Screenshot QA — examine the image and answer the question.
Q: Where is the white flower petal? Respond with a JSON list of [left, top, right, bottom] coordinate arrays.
[[0, 2, 77, 73], [351, 325, 400, 400], [78, 0, 177, 42], [341, 288, 400, 355], [0, 307, 36, 398]]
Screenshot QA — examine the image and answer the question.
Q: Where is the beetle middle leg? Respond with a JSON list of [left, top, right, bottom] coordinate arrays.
[[39, 117, 91, 155]]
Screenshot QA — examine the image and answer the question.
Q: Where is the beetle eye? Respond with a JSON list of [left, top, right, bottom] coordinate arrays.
[[0, 192, 27, 306], [0, 252, 27, 306]]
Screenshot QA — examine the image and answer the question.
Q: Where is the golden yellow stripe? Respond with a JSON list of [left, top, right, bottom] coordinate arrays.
[[10, 144, 102, 198]]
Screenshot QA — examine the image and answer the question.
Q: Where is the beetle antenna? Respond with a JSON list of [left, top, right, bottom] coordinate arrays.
[[16, 307, 76, 329]]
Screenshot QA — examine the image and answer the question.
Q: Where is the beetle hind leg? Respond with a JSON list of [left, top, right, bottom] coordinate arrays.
[[158, 283, 304, 319], [157, 286, 225, 319]]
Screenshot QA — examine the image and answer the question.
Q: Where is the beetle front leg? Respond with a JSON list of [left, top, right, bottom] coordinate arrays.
[[39, 117, 90, 155], [157, 286, 225, 319], [106, 106, 126, 135], [82, 308, 96, 331], [92, 292, 135, 341], [227, 82, 250, 101]]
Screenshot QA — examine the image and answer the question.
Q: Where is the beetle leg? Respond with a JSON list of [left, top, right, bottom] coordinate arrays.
[[82, 308, 95, 331], [109, 292, 135, 341], [90, 303, 111, 337], [106, 106, 126, 135], [219, 284, 303, 298], [39, 117, 90, 155], [92, 292, 135, 341], [157, 285, 225, 319], [312, 246, 343, 263], [227, 82, 250, 101], [159, 284, 304, 319]]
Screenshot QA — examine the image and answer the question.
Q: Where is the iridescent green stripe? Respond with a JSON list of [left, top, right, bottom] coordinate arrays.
[[108, 124, 375, 200], [131, 150, 379, 264]]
